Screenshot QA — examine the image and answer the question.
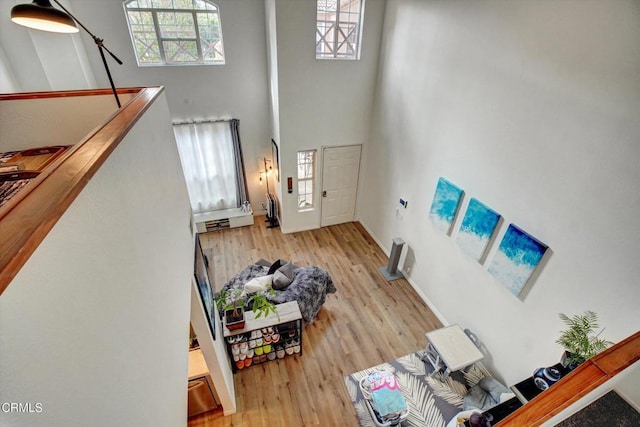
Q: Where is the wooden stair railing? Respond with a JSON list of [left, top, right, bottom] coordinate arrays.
[[0, 87, 163, 295], [497, 330, 640, 426]]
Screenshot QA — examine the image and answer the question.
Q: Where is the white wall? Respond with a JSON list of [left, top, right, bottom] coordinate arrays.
[[67, 0, 273, 214], [0, 0, 96, 92], [1, 0, 273, 215], [190, 277, 236, 415], [359, 0, 640, 385], [273, 0, 385, 232], [0, 95, 128, 151], [0, 93, 194, 426]]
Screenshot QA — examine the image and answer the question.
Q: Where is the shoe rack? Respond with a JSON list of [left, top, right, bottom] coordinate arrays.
[[223, 300, 303, 373]]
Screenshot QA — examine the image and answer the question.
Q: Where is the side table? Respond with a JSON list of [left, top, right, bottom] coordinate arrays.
[[425, 325, 484, 377]]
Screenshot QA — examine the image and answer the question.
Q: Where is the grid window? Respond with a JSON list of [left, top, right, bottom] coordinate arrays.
[[297, 150, 316, 210], [316, 0, 364, 60], [124, 0, 225, 66]]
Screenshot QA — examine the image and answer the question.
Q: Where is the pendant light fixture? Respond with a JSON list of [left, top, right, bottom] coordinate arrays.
[[11, 0, 78, 33]]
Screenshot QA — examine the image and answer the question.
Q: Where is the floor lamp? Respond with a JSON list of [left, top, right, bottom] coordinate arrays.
[[11, 0, 123, 108]]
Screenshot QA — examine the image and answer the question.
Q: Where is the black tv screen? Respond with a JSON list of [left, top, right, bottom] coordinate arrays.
[[194, 234, 215, 340]]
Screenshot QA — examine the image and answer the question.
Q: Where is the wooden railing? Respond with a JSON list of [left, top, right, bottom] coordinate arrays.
[[498, 330, 640, 426], [0, 87, 164, 295]]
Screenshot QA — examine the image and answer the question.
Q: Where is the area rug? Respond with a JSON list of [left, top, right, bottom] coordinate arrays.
[[344, 351, 490, 427]]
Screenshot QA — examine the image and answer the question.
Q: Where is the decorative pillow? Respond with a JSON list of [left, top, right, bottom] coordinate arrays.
[[463, 377, 510, 411], [463, 384, 493, 411], [272, 262, 294, 290], [267, 259, 286, 275], [479, 377, 510, 404], [244, 274, 273, 293]]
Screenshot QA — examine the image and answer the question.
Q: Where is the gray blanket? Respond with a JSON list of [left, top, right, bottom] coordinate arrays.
[[219, 263, 336, 324]]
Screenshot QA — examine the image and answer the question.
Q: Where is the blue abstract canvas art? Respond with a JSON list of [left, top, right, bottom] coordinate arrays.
[[429, 177, 464, 235], [456, 198, 501, 262], [488, 224, 549, 297]]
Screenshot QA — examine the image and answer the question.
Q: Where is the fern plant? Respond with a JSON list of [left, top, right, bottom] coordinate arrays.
[[556, 311, 612, 367]]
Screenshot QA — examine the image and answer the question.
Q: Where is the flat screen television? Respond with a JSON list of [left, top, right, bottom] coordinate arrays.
[[194, 234, 216, 340]]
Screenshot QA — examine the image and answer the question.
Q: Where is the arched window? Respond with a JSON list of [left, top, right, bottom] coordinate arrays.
[[123, 0, 225, 66]]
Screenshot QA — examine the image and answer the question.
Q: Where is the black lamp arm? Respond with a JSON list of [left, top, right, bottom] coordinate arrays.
[[51, 0, 123, 107], [51, 0, 123, 66]]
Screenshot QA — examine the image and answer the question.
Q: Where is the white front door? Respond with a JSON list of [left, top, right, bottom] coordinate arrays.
[[321, 145, 362, 227]]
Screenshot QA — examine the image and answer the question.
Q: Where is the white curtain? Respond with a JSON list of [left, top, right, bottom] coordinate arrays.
[[173, 121, 238, 213]]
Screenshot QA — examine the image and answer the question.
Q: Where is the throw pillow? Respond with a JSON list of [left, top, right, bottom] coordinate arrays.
[[463, 384, 493, 411], [244, 274, 273, 293], [272, 262, 294, 290], [478, 377, 510, 404], [267, 259, 286, 275]]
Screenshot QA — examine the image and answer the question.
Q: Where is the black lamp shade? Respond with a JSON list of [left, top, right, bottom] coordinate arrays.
[[11, 0, 79, 33]]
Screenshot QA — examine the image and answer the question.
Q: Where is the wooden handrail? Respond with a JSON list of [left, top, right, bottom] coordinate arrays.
[[497, 330, 640, 426], [0, 87, 164, 295]]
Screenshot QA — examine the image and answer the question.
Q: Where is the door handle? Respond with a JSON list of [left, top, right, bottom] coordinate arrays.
[[322, 191, 327, 197]]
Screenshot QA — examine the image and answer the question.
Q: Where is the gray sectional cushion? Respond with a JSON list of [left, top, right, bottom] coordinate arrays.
[[463, 377, 510, 411], [273, 262, 294, 290]]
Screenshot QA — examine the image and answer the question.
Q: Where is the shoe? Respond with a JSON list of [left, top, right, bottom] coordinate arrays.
[[244, 357, 253, 367], [249, 339, 256, 348], [239, 353, 246, 360], [294, 344, 301, 354], [264, 335, 272, 344], [256, 337, 263, 346], [276, 347, 285, 359], [263, 344, 272, 353], [255, 346, 263, 356], [271, 333, 280, 344], [267, 352, 276, 360], [247, 349, 254, 359], [236, 360, 245, 370], [231, 344, 240, 355]]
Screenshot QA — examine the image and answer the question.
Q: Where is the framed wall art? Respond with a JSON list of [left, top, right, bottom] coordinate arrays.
[[456, 198, 501, 263], [487, 224, 549, 298], [428, 177, 464, 235]]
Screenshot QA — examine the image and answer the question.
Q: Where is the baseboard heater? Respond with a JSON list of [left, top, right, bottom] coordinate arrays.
[[193, 208, 254, 233]]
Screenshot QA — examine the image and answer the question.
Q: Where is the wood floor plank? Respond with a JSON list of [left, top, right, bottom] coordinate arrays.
[[189, 217, 442, 426]]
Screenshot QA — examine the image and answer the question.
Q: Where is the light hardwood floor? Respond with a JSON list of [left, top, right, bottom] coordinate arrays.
[[189, 217, 443, 426]]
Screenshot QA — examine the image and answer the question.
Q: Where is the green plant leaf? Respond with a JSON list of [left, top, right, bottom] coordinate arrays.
[[556, 311, 612, 366]]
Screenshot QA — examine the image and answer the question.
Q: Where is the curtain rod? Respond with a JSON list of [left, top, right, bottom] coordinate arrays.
[[172, 118, 236, 126]]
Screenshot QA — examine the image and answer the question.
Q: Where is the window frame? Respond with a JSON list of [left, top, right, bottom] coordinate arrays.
[[123, 0, 225, 67], [297, 150, 317, 211], [316, 0, 365, 60]]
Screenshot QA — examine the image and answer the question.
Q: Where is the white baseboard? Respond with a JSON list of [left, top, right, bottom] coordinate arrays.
[[358, 220, 449, 327]]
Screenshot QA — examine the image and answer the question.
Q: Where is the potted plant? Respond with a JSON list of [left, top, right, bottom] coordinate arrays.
[[556, 310, 612, 369], [215, 287, 279, 330], [215, 288, 246, 330]]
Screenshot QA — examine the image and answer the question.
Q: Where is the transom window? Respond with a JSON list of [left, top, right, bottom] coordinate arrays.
[[316, 0, 364, 60], [123, 0, 225, 66], [297, 150, 316, 211]]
